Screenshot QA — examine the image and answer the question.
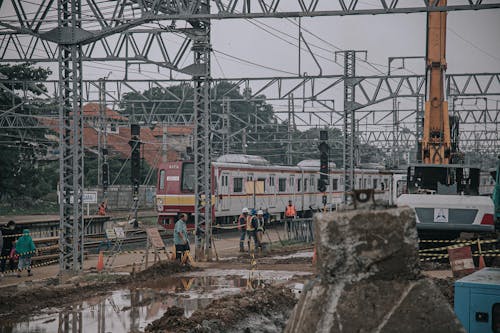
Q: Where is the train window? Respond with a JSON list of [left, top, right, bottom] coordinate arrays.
[[297, 179, 301, 192], [181, 163, 195, 192], [233, 177, 243, 193], [159, 170, 166, 190], [269, 175, 275, 187], [373, 179, 378, 189], [363, 178, 367, 189], [340, 177, 344, 185], [279, 178, 287, 192], [258, 178, 266, 192], [331, 178, 338, 191], [304, 179, 308, 192]]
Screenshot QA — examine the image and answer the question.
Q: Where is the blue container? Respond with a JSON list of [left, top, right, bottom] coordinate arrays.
[[454, 268, 500, 333]]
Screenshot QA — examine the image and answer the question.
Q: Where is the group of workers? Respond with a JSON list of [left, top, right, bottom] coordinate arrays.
[[238, 207, 267, 253], [0, 220, 37, 278], [172, 200, 298, 261]]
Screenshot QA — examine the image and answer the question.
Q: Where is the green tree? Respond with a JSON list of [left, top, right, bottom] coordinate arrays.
[[0, 64, 57, 208]]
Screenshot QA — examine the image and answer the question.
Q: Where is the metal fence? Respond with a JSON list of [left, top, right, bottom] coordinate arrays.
[[87, 185, 156, 211], [284, 218, 314, 243]]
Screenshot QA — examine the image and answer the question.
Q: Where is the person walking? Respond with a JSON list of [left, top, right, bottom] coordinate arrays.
[[238, 208, 249, 252], [1, 220, 20, 275], [255, 210, 266, 252], [174, 214, 190, 262], [15, 229, 36, 277]]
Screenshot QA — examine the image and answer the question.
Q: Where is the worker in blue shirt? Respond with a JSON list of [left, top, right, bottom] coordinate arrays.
[[174, 213, 190, 261]]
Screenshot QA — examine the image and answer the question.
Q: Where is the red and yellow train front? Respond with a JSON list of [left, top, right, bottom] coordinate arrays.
[[156, 161, 196, 229]]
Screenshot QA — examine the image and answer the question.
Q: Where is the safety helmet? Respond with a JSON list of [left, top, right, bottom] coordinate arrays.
[[242, 207, 249, 213], [257, 210, 263, 215]]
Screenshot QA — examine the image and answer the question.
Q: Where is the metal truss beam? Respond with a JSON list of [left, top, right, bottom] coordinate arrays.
[[1, 29, 193, 75], [2, 73, 498, 108], [358, 129, 499, 153], [2, 1, 499, 44]]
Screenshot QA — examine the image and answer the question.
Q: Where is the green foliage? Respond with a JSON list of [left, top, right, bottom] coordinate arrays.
[[0, 64, 56, 207]]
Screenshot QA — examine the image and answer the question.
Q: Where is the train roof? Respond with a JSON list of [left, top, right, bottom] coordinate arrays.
[[297, 160, 337, 168], [216, 154, 270, 165]]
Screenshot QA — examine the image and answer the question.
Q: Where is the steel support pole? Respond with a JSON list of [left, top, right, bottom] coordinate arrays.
[[192, 1, 212, 260], [58, 0, 84, 273], [341, 51, 356, 201], [416, 95, 424, 163]]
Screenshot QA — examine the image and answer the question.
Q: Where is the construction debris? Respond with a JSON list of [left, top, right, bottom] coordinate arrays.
[[285, 207, 466, 333]]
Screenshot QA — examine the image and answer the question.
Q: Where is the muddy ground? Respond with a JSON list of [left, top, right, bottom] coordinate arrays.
[[0, 245, 313, 323], [145, 285, 297, 333], [0, 261, 194, 322]]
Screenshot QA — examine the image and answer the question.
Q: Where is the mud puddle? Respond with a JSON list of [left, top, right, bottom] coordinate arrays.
[[0, 274, 305, 333]]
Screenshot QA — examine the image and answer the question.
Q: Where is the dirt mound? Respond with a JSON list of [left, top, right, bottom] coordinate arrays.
[[145, 285, 297, 333], [133, 261, 197, 281]]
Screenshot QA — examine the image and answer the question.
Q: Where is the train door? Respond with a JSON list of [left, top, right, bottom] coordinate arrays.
[[269, 174, 276, 208], [220, 172, 230, 211], [246, 173, 254, 209], [290, 175, 295, 203], [391, 174, 407, 205]]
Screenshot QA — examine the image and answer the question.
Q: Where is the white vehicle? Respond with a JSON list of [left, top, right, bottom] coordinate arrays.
[[397, 164, 496, 237]]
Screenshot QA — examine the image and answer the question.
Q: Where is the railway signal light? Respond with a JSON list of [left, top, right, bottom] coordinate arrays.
[[102, 162, 109, 190], [318, 130, 330, 193]]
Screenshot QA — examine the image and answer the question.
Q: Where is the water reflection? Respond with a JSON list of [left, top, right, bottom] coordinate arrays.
[[0, 274, 286, 333]]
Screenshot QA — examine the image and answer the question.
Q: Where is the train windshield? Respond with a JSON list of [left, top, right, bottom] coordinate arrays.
[[181, 162, 195, 192]]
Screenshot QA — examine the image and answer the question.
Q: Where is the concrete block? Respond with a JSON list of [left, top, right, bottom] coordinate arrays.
[[284, 207, 465, 333]]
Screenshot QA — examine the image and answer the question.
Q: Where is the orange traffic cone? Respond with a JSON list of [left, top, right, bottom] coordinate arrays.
[[478, 255, 486, 270], [96, 251, 104, 272], [477, 238, 486, 270]]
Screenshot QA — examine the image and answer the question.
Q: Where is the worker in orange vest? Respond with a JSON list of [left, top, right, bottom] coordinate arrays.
[[98, 200, 107, 216], [284, 200, 297, 235], [285, 200, 297, 219]]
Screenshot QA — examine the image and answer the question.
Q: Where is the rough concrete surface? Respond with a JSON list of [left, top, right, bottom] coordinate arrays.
[[285, 207, 466, 333]]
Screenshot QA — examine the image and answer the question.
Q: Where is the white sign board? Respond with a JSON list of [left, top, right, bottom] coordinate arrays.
[[433, 208, 449, 223], [83, 191, 98, 204], [114, 227, 126, 239]]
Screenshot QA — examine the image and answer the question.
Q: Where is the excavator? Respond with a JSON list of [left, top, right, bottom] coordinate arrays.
[[397, 0, 496, 239]]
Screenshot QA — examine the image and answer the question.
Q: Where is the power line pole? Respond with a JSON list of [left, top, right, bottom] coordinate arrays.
[[335, 50, 366, 202], [222, 97, 231, 155], [192, 0, 213, 260], [58, 0, 84, 274], [392, 97, 400, 168], [97, 78, 109, 197], [287, 94, 295, 165]]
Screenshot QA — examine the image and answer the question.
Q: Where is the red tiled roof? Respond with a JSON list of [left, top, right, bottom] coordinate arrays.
[[38, 104, 192, 166]]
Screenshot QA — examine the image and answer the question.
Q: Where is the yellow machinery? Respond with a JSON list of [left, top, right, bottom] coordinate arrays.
[[422, 0, 452, 164]]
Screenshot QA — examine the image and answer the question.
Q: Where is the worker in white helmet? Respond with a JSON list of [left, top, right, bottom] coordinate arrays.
[[238, 207, 249, 252]]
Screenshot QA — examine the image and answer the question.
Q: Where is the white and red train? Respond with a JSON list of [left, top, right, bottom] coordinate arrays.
[[155, 154, 407, 229]]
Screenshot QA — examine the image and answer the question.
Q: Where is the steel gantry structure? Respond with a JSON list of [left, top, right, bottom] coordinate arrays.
[[1, 0, 500, 271]]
